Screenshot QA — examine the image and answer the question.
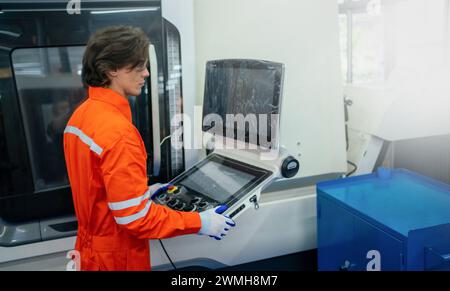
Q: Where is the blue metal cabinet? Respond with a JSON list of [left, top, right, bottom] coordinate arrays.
[[317, 168, 450, 271], [318, 195, 403, 270]]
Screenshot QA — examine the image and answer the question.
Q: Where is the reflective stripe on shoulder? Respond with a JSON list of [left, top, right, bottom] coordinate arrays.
[[64, 125, 103, 155], [114, 199, 152, 225], [108, 188, 151, 211]]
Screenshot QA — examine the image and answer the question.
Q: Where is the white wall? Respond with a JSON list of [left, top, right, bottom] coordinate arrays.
[[193, 0, 347, 178]]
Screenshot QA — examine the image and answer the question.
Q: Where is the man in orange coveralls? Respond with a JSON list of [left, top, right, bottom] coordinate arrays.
[[64, 26, 235, 271]]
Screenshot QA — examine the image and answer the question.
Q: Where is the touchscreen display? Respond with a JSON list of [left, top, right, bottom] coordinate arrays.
[[179, 160, 256, 203]]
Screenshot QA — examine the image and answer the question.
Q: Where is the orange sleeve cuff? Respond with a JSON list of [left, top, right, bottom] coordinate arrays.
[[180, 211, 202, 234]]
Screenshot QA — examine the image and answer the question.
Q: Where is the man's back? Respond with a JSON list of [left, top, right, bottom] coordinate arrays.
[[64, 86, 135, 235]]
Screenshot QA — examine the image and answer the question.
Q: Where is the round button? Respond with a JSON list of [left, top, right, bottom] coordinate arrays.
[[191, 197, 202, 204], [167, 186, 178, 194], [183, 204, 195, 212], [174, 202, 186, 211], [167, 199, 179, 208], [158, 193, 167, 200], [198, 201, 208, 208]]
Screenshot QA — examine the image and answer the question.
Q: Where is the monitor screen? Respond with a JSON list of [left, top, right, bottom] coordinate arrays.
[[179, 160, 256, 203], [202, 59, 284, 148]]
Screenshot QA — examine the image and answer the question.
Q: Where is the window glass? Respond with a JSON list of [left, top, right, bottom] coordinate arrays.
[[12, 46, 86, 191], [338, 0, 384, 85], [352, 12, 384, 84], [339, 14, 348, 83]]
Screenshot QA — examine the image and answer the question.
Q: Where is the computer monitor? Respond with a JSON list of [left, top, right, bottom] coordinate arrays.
[[202, 59, 284, 149]]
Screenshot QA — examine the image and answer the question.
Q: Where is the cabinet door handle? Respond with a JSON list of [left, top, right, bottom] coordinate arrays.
[[340, 260, 356, 271]]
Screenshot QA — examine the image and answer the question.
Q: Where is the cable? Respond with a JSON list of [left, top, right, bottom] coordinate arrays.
[[159, 239, 177, 270], [346, 160, 357, 177], [160, 134, 172, 146], [157, 137, 175, 269]]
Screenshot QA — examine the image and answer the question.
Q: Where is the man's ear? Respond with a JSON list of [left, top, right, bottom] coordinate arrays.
[[106, 69, 118, 79]]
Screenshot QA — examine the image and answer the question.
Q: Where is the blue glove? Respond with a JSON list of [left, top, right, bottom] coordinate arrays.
[[198, 205, 236, 240], [149, 183, 172, 200]]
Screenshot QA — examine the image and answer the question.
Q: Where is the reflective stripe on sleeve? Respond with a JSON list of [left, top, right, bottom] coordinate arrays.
[[108, 188, 151, 211], [64, 125, 103, 155], [113, 199, 152, 225]]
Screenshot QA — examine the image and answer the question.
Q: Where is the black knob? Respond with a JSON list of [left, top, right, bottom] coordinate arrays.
[[191, 197, 202, 204], [183, 204, 195, 212], [168, 199, 179, 208], [174, 202, 186, 211], [281, 156, 299, 178], [198, 201, 208, 208]]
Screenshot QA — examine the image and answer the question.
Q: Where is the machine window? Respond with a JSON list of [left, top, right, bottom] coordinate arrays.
[[11, 46, 86, 191]]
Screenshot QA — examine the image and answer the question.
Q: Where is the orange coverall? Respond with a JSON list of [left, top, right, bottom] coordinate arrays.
[[63, 86, 201, 271]]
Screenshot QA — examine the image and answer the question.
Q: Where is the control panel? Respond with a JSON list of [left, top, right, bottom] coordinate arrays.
[[152, 153, 274, 219], [154, 185, 219, 213]]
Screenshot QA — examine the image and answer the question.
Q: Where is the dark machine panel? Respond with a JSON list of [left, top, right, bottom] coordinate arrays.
[[0, 0, 185, 246]]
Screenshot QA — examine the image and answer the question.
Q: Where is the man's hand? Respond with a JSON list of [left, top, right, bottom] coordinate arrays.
[[198, 205, 236, 240], [149, 183, 172, 200]]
